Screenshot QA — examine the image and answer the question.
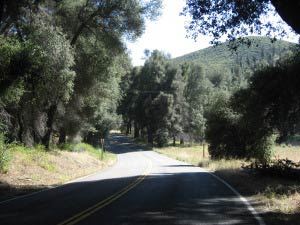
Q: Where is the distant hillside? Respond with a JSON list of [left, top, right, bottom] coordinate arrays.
[[173, 36, 295, 76]]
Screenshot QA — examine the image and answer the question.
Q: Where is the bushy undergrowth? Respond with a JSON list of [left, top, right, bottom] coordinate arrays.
[[155, 129, 169, 147], [0, 135, 53, 173], [60, 142, 104, 160], [0, 133, 10, 173], [244, 158, 300, 179], [206, 96, 275, 163], [8, 143, 57, 172], [0, 141, 107, 174]]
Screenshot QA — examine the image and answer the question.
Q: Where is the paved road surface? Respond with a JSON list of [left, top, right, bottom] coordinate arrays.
[[0, 133, 264, 225]]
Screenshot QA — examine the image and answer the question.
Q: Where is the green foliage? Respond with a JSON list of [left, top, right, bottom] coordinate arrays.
[[0, 36, 38, 97], [60, 142, 104, 160], [184, 64, 211, 141], [9, 144, 32, 153], [57, 0, 162, 45], [174, 36, 294, 84], [0, 0, 160, 149], [28, 16, 76, 104], [86, 146, 105, 161], [119, 50, 186, 145], [0, 0, 42, 34], [0, 133, 10, 173], [232, 50, 300, 143], [206, 92, 275, 162], [59, 142, 92, 152], [72, 143, 95, 152], [155, 129, 169, 147], [244, 158, 300, 179], [205, 94, 242, 159], [182, 0, 299, 43], [249, 135, 276, 163]]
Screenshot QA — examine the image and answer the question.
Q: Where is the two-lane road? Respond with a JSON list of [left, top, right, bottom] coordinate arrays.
[[0, 133, 265, 225]]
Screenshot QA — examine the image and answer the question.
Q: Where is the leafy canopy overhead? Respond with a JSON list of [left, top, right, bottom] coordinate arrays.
[[57, 0, 162, 46], [0, 0, 43, 34], [182, 0, 300, 44]]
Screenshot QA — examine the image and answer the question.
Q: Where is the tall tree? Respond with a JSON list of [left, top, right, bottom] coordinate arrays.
[[19, 13, 75, 148], [184, 64, 212, 141], [56, 0, 162, 46], [54, 0, 162, 144]]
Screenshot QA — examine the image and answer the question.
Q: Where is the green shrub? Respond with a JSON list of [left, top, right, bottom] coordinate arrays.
[[155, 128, 169, 147], [9, 145, 30, 153], [72, 143, 95, 152], [206, 102, 245, 159], [59, 142, 104, 160], [59, 142, 75, 151], [0, 133, 11, 173], [206, 99, 275, 162], [244, 158, 300, 179], [249, 134, 275, 163]]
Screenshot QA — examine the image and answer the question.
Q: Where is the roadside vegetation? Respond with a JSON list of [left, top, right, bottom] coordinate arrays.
[[0, 141, 116, 201]]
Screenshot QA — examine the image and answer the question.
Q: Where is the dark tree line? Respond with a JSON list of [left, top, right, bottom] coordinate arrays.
[[119, 44, 300, 163], [118, 49, 251, 147]]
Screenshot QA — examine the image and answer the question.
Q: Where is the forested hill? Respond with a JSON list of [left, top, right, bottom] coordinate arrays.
[[173, 36, 295, 75]]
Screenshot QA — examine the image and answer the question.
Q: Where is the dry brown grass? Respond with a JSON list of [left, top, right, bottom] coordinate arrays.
[[273, 145, 300, 161], [0, 149, 116, 201], [155, 145, 209, 165], [155, 145, 300, 225]]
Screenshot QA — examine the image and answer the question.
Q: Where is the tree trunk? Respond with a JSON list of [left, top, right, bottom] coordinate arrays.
[[17, 112, 24, 143], [271, 0, 300, 34], [173, 136, 176, 146], [58, 128, 66, 145], [148, 132, 153, 146], [126, 120, 131, 135], [180, 137, 184, 145], [134, 122, 140, 138], [41, 105, 57, 150]]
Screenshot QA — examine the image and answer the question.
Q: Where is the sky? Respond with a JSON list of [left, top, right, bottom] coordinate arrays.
[[126, 0, 299, 67], [126, 0, 211, 66]]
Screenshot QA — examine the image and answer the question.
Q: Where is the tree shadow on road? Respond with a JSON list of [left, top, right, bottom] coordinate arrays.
[[106, 133, 153, 154], [1, 166, 299, 225]]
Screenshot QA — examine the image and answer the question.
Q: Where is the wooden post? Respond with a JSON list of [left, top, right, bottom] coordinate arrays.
[[100, 138, 105, 151]]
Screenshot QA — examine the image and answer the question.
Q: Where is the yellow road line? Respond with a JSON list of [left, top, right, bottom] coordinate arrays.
[[57, 159, 153, 225]]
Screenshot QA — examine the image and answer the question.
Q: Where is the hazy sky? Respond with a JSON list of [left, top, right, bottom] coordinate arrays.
[[126, 0, 299, 66]]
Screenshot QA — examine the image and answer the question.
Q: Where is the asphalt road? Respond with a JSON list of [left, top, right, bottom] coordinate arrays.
[[0, 133, 265, 225]]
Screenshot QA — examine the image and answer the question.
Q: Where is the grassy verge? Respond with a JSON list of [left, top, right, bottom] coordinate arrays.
[[155, 145, 300, 225], [0, 142, 116, 201]]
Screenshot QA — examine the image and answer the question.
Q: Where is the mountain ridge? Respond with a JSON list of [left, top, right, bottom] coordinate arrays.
[[173, 36, 295, 76]]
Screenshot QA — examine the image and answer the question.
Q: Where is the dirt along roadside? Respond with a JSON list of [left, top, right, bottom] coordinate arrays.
[[0, 147, 116, 202]]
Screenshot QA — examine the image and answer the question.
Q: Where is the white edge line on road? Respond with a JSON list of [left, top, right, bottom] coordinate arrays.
[[208, 172, 266, 225], [153, 151, 266, 225], [0, 155, 121, 205]]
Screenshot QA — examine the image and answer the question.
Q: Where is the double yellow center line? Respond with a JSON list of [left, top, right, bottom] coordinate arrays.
[[58, 159, 153, 225]]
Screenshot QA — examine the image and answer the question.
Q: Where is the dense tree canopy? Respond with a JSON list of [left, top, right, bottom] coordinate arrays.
[[0, 0, 42, 34], [182, 0, 300, 44]]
